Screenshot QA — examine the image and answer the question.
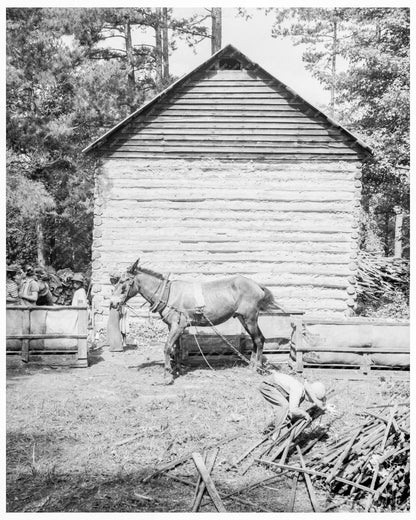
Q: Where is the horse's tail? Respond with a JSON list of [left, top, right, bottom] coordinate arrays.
[[259, 285, 287, 313]]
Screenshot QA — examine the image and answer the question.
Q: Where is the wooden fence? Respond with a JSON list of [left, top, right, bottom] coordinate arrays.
[[6, 306, 88, 367], [180, 313, 409, 374], [290, 318, 410, 374], [179, 311, 303, 366]]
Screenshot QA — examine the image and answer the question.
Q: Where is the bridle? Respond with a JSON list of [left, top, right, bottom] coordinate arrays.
[[117, 270, 167, 311], [117, 273, 137, 308]]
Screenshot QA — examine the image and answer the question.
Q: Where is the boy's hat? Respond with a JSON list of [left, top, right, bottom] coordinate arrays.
[[310, 381, 326, 400], [72, 273, 84, 283]]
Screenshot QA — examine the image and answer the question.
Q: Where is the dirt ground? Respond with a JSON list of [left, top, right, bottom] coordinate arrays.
[[6, 326, 410, 513]]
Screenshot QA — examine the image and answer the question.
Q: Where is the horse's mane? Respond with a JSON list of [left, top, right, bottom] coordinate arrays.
[[138, 266, 165, 280]]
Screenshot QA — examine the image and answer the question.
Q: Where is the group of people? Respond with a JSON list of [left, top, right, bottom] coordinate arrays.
[[6, 264, 88, 307]]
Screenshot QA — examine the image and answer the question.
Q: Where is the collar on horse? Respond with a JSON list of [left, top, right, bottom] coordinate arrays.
[[149, 273, 172, 314]]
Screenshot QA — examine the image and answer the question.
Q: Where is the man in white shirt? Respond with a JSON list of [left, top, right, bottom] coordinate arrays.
[[71, 273, 88, 306], [260, 371, 326, 429], [19, 266, 39, 306]]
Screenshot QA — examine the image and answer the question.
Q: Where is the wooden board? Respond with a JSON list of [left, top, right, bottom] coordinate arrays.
[[6, 306, 89, 367], [99, 65, 362, 160]]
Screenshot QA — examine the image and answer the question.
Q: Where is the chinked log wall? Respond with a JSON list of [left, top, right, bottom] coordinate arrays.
[[92, 159, 361, 329]]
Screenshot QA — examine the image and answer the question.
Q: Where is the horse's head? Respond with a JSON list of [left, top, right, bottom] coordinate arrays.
[[109, 258, 140, 310]]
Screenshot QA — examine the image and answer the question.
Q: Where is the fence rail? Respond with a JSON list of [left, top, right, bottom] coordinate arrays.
[[6, 305, 88, 367]]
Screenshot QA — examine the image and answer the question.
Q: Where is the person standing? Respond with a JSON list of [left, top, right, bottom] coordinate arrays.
[[259, 371, 326, 429], [71, 273, 88, 306], [110, 272, 129, 347], [6, 264, 22, 304], [19, 266, 39, 307], [34, 267, 54, 305]]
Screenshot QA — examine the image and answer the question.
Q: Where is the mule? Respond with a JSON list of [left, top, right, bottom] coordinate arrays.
[[109, 258, 284, 384]]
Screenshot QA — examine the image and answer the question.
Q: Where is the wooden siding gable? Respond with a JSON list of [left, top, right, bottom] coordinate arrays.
[[83, 44, 371, 161]]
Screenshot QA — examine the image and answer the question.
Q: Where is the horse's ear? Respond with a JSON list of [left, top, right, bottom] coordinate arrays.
[[129, 258, 140, 274]]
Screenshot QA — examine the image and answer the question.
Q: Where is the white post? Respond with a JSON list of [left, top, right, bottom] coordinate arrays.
[[394, 206, 403, 258]]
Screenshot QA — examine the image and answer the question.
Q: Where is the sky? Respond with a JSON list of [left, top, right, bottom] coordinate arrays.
[[169, 7, 331, 108]]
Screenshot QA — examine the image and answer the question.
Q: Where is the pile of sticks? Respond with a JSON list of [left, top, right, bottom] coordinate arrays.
[[140, 402, 409, 512], [356, 251, 409, 302], [308, 402, 410, 511], [255, 402, 409, 512], [235, 406, 325, 473], [232, 405, 327, 511]]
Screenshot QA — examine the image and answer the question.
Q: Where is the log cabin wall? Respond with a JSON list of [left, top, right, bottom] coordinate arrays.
[[88, 46, 366, 330]]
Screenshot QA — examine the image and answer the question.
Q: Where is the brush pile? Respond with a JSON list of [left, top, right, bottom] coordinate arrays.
[[307, 402, 410, 511], [250, 401, 409, 512], [237, 406, 326, 473], [356, 251, 409, 303]]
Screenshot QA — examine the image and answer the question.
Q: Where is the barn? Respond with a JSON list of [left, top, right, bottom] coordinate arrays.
[[83, 44, 371, 332]]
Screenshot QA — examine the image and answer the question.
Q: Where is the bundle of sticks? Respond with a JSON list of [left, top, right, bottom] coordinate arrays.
[[307, 402, 410, 511], [254, 402, 409, 512], [356, 251, 409, 302], [236, 405, 326, 475]]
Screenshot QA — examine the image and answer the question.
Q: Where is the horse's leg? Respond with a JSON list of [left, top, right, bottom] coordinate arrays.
[[237, 314, 265, 370], [172, 336, 184, 376], [163, 316, 185, 385], [236, 315, 256, 367]]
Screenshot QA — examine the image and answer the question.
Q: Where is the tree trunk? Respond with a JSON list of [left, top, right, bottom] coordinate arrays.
[[394, 207, 403, 258], [162, 8, 169, 81], [330, 19, 337, 118], [384, 212, 390, 256], [36, 219, 46, 267], [124, 19, 135, 109], [155, 8, 163, 81], [211, 8, 222, 54]]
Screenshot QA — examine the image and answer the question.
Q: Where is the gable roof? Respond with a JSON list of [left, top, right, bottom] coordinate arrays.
[[83, 43, 371, 156]]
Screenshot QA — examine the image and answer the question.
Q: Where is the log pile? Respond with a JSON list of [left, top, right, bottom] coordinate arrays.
[[236, 405, 326, 475], [308, 402, 410, 511], [252, 402, 409, 512], [356, 251, 409, 303]]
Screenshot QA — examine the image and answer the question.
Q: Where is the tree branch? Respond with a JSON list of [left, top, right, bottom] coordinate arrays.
[[173, 27, 211, 39]]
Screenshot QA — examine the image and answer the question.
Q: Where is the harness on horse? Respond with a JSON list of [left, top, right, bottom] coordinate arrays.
[[149, 273, 172, 314], [192, 282, 205, 316], [147, 278, 206, 319]]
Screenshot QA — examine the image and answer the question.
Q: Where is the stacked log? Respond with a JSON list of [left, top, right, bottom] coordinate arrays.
[[307, 403, 410, 511], [356, 251, 409, 303], [253, 402, 409, 512]]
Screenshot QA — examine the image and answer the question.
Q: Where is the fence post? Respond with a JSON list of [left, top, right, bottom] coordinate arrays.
[[21, 308, 30, 363], [293, 318, 304, 373], [76, 305, 88, 367]]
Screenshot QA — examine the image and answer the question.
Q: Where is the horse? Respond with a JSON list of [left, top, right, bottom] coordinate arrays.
[[109, 258, 284, 384]]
